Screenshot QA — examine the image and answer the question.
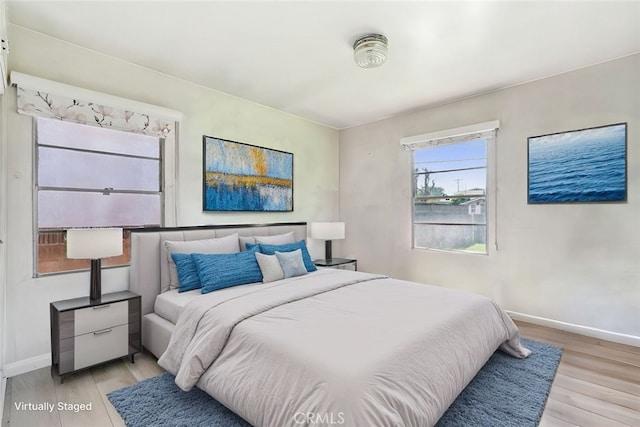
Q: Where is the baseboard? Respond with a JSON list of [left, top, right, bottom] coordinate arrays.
[[3, 353, 50, 378], [507, 311, 640, 348]]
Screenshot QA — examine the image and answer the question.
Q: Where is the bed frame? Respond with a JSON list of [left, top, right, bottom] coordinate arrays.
[[129, 222, 308, 358]]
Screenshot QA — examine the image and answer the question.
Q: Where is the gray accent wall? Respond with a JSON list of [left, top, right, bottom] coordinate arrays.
[[339, 54, 640, 339]]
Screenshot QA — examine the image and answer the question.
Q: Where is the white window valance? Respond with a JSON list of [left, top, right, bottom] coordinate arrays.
[[10, 71, 183, 138], [400, 120, 500, 151]]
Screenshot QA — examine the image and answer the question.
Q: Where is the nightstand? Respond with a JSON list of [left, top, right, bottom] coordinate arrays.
[[313, 258, 357, 271], [50, 291, 141, 382]]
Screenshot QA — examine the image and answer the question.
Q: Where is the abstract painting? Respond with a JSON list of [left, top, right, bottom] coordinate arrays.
[[528, 123, 626, 203], [203, 136, 293, 211]]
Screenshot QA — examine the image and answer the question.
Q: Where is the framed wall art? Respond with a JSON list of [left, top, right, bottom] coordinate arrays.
[[528, 123, 627, 204], [202, 136, 293, 212]]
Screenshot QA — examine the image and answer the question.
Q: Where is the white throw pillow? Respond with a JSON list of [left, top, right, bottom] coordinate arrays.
[[164, 233, 239, 289], [239, 236, 256, 251], [239, 231, 296, 251], [255, 252, 284, 283], [255, 231, 296, 244]]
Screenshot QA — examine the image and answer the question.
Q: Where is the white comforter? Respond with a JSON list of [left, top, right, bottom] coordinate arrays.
[[159, 269, 530, 427]]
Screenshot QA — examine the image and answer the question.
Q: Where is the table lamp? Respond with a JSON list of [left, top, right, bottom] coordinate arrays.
[[310, 222, 345, 261], [67, 228, 123, 301]]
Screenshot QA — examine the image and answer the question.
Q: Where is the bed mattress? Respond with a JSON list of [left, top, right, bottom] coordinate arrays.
[[154, 280, 268, 324], [159, 269, 530, 426], [153, 289, 200, 324]]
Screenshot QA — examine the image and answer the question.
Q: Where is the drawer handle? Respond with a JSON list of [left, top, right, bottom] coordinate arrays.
[[93, 328, 113, 335], [93, 305, 110, 310]]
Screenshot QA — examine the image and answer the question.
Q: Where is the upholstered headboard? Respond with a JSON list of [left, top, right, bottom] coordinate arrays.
[[129, 222, 308, 315]]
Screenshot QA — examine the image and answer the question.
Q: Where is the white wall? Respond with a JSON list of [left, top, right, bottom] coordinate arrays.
[[340, 54, 640, 340], [2, 25, 339, 372]]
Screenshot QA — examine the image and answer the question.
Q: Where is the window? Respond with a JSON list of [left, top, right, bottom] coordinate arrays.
[[35, 117, 163, 275], [403, 121, 498, 254], [413, 139, 487, 253]]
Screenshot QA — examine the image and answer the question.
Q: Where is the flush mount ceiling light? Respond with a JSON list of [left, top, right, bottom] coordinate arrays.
[[353, 34, 389, 69]]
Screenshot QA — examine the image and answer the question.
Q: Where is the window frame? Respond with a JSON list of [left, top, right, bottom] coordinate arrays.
[[32, 117, 166, 277], [402, 121, 499, 256]]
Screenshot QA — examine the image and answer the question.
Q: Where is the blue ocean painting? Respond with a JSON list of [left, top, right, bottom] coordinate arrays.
[[528, 123, 626, 203], [203, 137, 293, 211]]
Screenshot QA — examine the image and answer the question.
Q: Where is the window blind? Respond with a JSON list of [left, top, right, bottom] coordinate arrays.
[[400, 120, 500, 151], [10, 71, 182, 138]]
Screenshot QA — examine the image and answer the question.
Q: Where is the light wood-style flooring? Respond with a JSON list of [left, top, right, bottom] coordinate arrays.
[[2, 321, 639, 426], [2, 353, 164, 427], [516, 321, 640, 427]]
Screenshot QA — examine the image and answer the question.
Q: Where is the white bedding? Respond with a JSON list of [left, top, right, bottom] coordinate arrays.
[[159, 269, 530, 427]]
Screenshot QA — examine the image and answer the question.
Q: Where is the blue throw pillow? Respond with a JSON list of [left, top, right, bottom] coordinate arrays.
[[275, 249, 308, 278], [252, 240, 317, 272], [192, 246, 263, 294], [171, 253, 202, 292]]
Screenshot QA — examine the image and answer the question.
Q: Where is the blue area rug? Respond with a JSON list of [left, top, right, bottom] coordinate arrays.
[[108, 339, 561, 427], [435, 339, 562, 427]]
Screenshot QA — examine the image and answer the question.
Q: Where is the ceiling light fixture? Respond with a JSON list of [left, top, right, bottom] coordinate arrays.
[[353, 34, 389, 69]]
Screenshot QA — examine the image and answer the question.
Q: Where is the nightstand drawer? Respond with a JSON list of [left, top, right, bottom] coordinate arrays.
[[74, 324, 129, 370], [74, 301, 128, 336]]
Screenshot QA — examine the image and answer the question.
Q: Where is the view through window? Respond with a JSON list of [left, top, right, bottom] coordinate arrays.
[[413, 138, 487, 253], [36, 117, 163, 275]]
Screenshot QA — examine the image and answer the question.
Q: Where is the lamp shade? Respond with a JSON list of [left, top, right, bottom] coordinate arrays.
[[67, 228, 123, 259], [310, 222, 345, 240]]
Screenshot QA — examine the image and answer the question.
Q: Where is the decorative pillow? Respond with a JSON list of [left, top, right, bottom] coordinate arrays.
[[250, 240, 317, 272], [240, 232, 296, 251], [275, 249, 308, 278], [192, 246, 263, 294], [255, 252, 284, 283], [255, 231, 296, 244], [171, 253, 202, 292], [239, 236, 256, 251], [164, 233, 240, 289]]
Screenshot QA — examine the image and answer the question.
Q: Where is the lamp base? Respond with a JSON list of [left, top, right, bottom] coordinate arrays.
[[325, 240, 333, 261], [90, 259, 102, 301]]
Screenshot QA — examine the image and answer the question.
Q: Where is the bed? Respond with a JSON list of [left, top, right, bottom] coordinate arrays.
[[130, 222, 530, 426]]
